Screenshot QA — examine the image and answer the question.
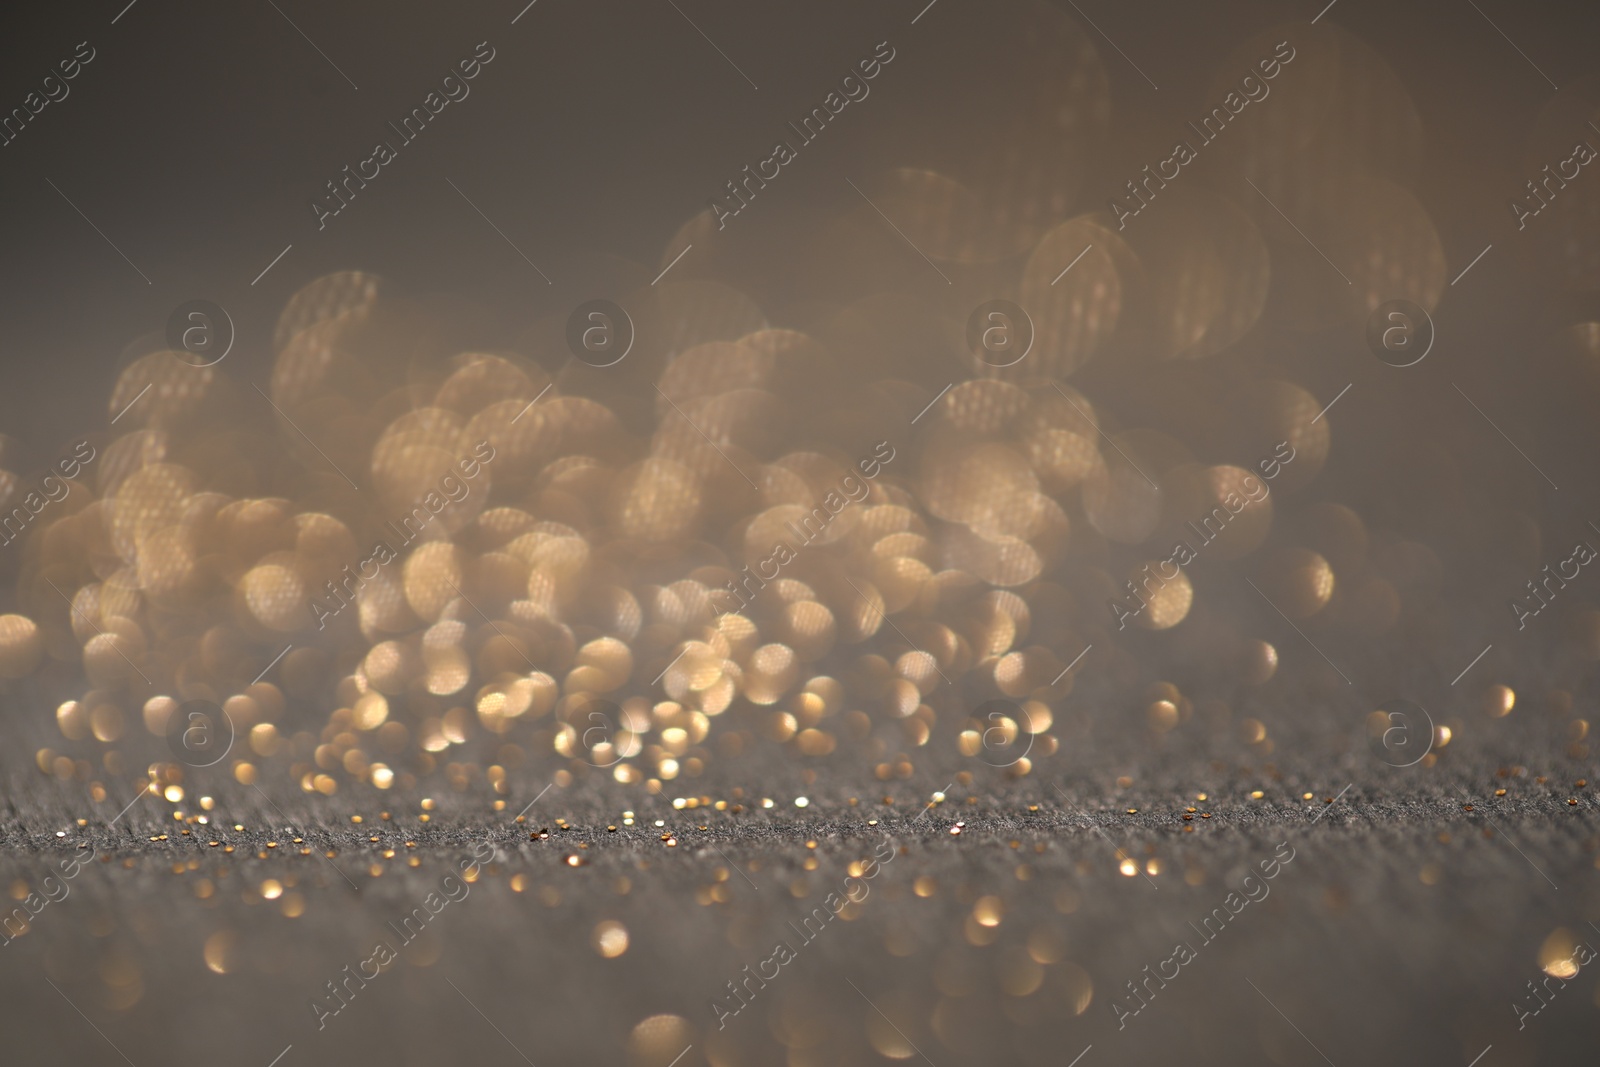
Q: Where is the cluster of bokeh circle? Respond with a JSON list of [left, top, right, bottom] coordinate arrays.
[[6, 1, 1597, 801]]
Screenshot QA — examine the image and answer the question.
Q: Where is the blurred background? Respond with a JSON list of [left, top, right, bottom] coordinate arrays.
[[2, 1, 1600, 1065]]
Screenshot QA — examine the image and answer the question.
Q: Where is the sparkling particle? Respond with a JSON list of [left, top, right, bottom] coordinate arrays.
[[593, 920, 629, 958]]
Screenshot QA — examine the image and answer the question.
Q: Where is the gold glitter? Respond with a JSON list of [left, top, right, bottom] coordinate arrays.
[[1541, 929, 1581, 978], [973, 895, 1004, 927], [593, 920, 629, 958], [203, 930, 237, 974]]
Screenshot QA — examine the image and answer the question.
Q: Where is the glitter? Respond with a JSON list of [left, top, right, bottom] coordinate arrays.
[[203, 931, 236, 974], [594, 920, 629, 958]]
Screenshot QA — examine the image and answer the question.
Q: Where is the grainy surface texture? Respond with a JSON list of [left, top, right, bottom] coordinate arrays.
[[2, 729, 1597, 1066]]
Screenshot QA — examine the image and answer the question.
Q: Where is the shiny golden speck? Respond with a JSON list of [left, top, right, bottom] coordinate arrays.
[[203, 930, 236, 974], [593, 920, 629, 958], [1541, 929, 1581, 978]]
